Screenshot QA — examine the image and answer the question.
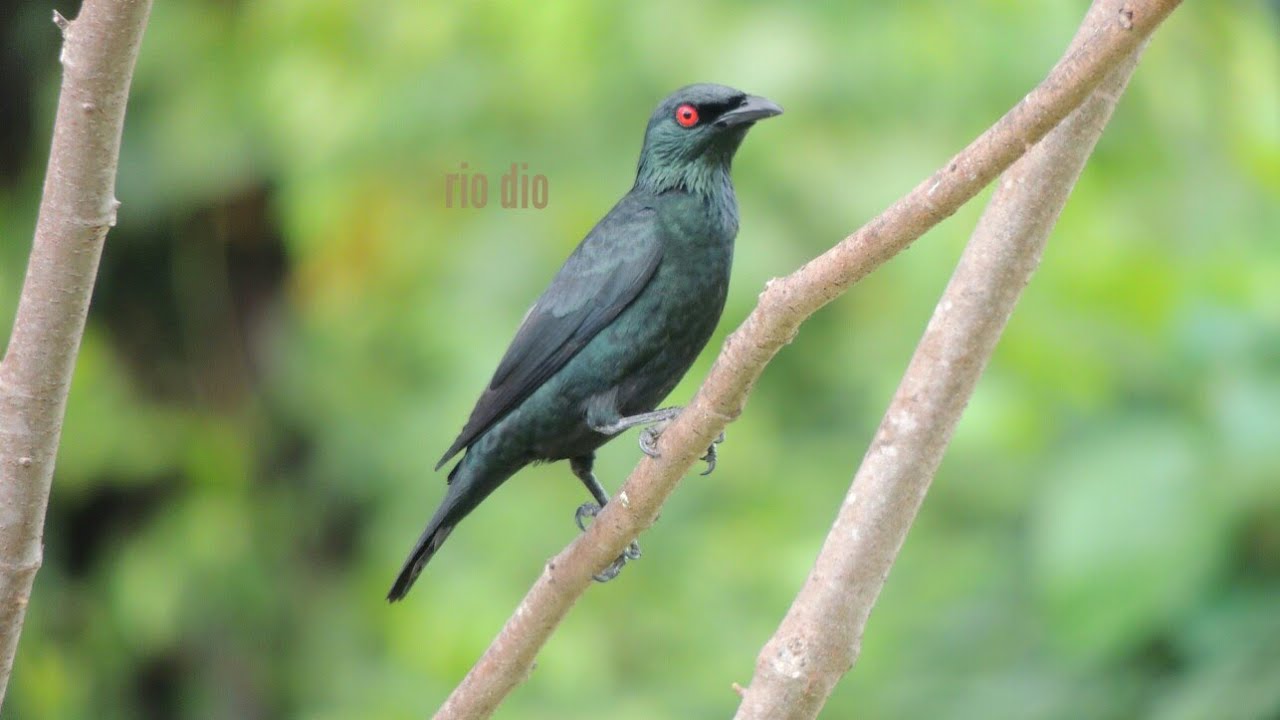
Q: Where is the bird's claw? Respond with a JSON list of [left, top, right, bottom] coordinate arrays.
[[638, 421, 669, 458], [573, 502, 642, 582], [575, 501, 600, 532], [593, 540, 642, 582], [641, 423, 727, 475], [700, 439, 719, 476]]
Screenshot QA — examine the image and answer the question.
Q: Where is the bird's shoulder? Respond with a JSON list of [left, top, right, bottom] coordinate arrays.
[[536, 191, 665, 314]]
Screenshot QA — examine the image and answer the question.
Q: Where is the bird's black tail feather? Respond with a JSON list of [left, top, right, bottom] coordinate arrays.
[[387, 462, 466, 602], [387, 516, 456, 602]]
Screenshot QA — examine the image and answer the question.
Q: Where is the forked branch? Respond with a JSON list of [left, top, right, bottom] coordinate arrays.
[[434, 1, 1182, 717], [734, 1, 1152, 715]]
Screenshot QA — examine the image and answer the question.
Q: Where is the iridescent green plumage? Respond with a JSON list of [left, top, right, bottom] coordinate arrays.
[[389, 84, 781, 601]]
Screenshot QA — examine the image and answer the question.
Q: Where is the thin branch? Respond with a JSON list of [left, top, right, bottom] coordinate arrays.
[[433, 2, 1181, 717], [0, 0, 152, 707], [732, 1, 1152, 716]]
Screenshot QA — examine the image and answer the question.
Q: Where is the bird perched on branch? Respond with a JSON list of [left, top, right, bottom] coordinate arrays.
[[388, 84, 782, 601]]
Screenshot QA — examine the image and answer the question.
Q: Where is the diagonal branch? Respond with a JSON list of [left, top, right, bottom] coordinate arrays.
[[0, 0, 153, 708], [433, 1, 1181, 717], [733, 1, 1152, 716]]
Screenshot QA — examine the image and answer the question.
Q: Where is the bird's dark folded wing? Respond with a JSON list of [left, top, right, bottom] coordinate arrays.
[[435, 202, 664, 470]]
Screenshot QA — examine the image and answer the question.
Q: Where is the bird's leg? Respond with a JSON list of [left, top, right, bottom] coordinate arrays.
[[594, 407, 726, 476], [569, 455, 642, 582], [590, 405, 726, 474], [589, 406, 683, 436], [570, 454, 611, 508]]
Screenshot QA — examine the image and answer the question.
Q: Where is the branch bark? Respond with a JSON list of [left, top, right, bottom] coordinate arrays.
[[733, 1, 1151, 716], [0, 0, 152, 707], [434, 2, 1181, 717]]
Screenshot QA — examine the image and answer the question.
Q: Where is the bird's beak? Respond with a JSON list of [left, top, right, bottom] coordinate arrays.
[[714, 95, 784, 128]]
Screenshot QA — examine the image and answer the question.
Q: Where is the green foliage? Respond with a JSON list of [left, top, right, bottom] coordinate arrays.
[[1, 1, 1277, 717]]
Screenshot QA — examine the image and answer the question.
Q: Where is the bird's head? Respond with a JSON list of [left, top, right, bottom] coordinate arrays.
[[635, 84, 782, 195]]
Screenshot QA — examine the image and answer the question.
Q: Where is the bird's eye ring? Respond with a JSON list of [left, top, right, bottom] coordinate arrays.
[[675, 104, 699, 128]]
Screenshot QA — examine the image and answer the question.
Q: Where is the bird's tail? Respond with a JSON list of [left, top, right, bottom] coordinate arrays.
[[386, 510, 457, 602], [388, 449, 521, 601], [387, 460, 468, 602]]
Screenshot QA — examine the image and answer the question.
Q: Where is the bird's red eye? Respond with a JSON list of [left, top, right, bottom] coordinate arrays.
[[675, 104, 699, 127]]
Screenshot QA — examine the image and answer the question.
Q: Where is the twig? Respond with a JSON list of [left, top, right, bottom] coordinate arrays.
[[433, 1, 1181, 717], [0, 0, 153, 707], [732, 1, 1152, 716]]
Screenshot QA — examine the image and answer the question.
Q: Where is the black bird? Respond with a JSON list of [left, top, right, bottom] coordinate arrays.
[[388, 84, 781, 601]]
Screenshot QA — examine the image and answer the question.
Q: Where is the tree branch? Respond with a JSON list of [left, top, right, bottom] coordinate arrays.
[[0, 0, 152, 707], [434, 2, 1181, 717], [732, 1, 1152, 716]]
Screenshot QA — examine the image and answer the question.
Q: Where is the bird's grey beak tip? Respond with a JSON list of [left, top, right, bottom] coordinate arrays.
[[714, 94, 784, 128], [749, 94, 784, 117]]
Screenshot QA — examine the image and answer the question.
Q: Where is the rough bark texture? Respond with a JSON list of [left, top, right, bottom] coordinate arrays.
[[732, 2, 1151, 717], [0, 0, 152, 707], [433, 1, 1181, 718]]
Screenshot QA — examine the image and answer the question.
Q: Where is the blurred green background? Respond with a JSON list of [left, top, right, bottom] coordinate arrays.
[[2, 0, 1278, 718]]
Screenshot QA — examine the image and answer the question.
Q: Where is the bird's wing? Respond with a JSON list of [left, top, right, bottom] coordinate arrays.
[[435, 201, 664, 470]]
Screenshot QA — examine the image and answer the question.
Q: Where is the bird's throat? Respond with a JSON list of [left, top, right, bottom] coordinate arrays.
[[635, 156, 734, 201]]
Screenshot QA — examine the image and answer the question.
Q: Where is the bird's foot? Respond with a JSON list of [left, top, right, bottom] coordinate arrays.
[[638, 420, 671, 458], [573, 501, 599, 532], [574, 502, 642, 583], [699, 430, 727, 476], [641, 422, 726, 476]]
